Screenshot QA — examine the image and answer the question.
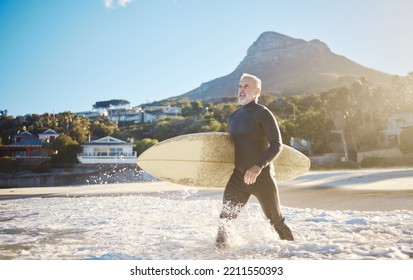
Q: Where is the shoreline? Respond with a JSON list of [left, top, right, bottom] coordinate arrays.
[[1, 168, 412, 211]]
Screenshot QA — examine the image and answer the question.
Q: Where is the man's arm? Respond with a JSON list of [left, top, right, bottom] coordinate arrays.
[[256, 108, 283, 169], [244, 109, 282, 185]]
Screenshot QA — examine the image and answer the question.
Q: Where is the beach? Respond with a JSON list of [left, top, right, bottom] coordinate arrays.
[[1, 168, 412, 211], [0, 168, 412, 260]]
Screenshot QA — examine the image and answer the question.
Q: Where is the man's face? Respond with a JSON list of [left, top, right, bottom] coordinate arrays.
[[238, 77, 259, 105]]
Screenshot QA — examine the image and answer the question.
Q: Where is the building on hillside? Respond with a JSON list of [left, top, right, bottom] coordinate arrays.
[[38, 129, 60, 143], [77, 136, 137, 164], [107, 108, 143, 125], [142, 105, 181, 122], [141, 111, 158, 123], [382, 112, 413, 146], [75, 110, 108, 120], [76, 105, 183, 125], [290, 137, 312, 156], [2, 131, 51, 157]]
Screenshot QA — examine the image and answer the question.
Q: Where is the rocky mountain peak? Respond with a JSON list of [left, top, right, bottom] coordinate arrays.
[[240, 32, 331, 68], [177, 31, 391, 100], [246, 31, 305, 56]]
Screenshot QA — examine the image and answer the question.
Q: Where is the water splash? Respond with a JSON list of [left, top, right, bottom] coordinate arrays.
[[0, 189, 412, 260]]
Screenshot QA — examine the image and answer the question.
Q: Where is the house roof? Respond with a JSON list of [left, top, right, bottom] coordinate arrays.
[[17, 131, 34, 136], [13, 131, 38, 141], [5, 138, 50, 148], [81, 136, 134, 146], [40, 129, 59, 135]]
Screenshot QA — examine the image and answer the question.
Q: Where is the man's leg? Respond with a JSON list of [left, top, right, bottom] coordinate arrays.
[[217, 173, 250, 246], [253, 167, 294, 241]]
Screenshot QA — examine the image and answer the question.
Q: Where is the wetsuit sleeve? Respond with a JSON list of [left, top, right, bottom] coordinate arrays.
[[256, 109, 283, 169]]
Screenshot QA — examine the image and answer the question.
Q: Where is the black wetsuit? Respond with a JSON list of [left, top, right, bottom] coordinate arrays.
[[219, 101, 285, 226]]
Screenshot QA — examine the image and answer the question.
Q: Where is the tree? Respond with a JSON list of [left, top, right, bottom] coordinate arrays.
[[294, 107, 332, 154], [278, 118, 297, 146], [258, 93, 277, 107], [181, 100, 204, 116], [93, 99, 130, 110], [320, 87, 355, 157], [90, 119, 118, 138], [191, 100, 203, 111], [0, 114, 17, 145], [69, 125, 89, 144], [201, 117, 225, 132], [51, 134, 81, 167], [211, 103, 237, 123], [68, 115, 90, 143], [350, 78, 385, 149], [135, 138, 158, 156], [153, 117, 196, 141]]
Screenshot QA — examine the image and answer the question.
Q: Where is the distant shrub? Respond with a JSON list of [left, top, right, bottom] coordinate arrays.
[[398, 157, 413, 166], [0, 157, 20, 174], [310, 160, 359, 170], [400, 127, 413, 154], [361, 157, 395, 167], [360, 156, 413, 168], [333, 160, 360, 169], [360, 157, 383, 168], [135, 138, 159, 156], [31, 161, 51, 173]]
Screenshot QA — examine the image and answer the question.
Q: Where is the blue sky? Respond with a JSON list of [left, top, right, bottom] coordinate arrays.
[[1, 0, 412, 117]]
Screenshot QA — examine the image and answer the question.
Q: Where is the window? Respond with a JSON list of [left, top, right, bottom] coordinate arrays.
[[109, 148, 123, 156]]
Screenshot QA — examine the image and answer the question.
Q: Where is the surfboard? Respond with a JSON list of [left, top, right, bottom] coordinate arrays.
[[137, 132, 310, 188]]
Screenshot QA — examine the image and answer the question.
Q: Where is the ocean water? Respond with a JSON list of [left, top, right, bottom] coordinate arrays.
[[0, 187, 412, 260]]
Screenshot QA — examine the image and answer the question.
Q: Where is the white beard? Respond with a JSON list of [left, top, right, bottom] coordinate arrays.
[[238, 95, 256, 105]]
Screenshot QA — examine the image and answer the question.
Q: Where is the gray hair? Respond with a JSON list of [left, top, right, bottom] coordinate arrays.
[[240, 73, 262, 90]]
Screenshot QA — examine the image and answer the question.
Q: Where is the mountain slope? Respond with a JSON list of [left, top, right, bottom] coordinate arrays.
[[178, 31, 392, 100]]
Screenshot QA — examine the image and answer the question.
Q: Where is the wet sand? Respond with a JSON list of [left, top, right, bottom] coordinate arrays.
[[1, 168, 412, 211]]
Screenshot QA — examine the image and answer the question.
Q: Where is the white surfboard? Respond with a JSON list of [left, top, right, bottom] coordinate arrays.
[[137, 132, 310, 188]]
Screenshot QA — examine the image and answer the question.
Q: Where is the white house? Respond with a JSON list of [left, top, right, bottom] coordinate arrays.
[[142, 105, 182, 122], [38, 129, 60, 142], [382, 112, 413, 146], [78, 136, 137, 164], [107, 108, 143, 124], [75, 110, 108, 120], [143, 105, 182, 115], [290, 137, 312, 156]]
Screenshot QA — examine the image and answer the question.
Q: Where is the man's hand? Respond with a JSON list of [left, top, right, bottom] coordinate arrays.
[[244, 165, 262, 185]]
